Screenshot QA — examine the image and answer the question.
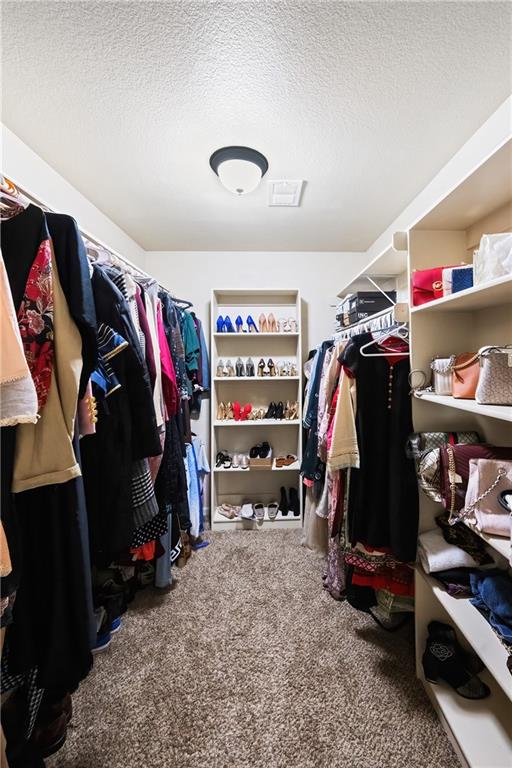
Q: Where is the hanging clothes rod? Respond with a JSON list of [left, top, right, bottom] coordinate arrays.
[[334, 302, 409, 340], [1, 174, 190, 304]]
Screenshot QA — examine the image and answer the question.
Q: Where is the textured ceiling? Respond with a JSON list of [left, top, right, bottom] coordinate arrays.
[[2, 1, 511, 251]]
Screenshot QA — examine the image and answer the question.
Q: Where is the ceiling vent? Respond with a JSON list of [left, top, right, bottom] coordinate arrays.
[[268, 180, 304, 207]]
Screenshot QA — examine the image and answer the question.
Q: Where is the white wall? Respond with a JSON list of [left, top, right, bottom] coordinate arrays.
[[1, 124, 145, 265]]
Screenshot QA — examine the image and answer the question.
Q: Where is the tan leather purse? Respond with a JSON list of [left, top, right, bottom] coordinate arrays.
[[452, 352, 479, 399]]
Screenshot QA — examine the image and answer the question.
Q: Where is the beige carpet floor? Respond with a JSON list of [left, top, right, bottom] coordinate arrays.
[[49, 530, 458, 768]]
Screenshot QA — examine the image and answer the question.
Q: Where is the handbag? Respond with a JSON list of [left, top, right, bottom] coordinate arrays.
[[474, 233, 512, 286], [441, 268, 454, 297], [475, 346, 512, 405], [411, 264, 465, 306], [464, 459, 512, 535], [439, 443, 512, 523], [451, 265, 474, 294], [451, 352, 479, 399], [430, 358, 453, 395], [406, 432, 480, 502]]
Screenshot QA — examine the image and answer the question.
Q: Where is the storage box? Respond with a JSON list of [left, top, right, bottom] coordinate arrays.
[[249, 457, 272, 470]]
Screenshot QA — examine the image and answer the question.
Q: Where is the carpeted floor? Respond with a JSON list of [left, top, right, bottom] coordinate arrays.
[[49, 531, 458, 768]]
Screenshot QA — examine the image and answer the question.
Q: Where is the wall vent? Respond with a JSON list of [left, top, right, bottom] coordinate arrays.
[[268, 180, 304, 207]]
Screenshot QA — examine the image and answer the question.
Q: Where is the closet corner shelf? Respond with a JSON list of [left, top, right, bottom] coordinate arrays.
[[336, 242, 408, 297], [414, 393, 512, 423], [410, 275, 512, 314], [214, 419, 301, 427], [213, 376, 300, 382], [417, 567, 512, 702], [462, 520, 510, 561]]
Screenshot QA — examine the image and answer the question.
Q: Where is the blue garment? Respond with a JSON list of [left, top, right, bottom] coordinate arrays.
[[470, 570, 512, 643], [301, 341, 333, 480], [198, 319, 210, 392], [155, 511, 173, 589]]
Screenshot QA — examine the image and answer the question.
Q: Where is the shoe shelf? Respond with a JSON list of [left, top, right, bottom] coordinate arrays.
[[414, 393, 512, 423], [416, 567, 512, 701], [214, 419, 301, 427], [214, 376, 300, 381], [410, 140, 512, 767], [211, 289, 303, 532]]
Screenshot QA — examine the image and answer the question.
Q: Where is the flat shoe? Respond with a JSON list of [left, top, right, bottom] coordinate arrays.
[[267, 502, 279, 520]]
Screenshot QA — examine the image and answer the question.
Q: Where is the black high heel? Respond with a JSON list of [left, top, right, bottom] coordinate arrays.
[[257, 358, 266, 377], [235, 357, 245, 377], [279, 486, 289, 516], [265, 402, 277, 419], [289, 487, 300, 516], [267, 358, 276, 377], [246, 357, 255, 377], [274, 401, 284, 419]]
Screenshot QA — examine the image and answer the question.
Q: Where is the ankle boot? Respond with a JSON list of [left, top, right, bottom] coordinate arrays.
[[279, 486, 289, 516], [289, 487, 300, 517]]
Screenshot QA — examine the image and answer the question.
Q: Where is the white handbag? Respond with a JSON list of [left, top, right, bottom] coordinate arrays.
[[442, 268, 454, 296], [430, 358, 453, 395], [473, 233, 512, 286]]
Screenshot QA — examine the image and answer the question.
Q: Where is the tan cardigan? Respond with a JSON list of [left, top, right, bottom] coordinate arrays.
[[12, 246, 83, 493], [327, 369, 359, 470]]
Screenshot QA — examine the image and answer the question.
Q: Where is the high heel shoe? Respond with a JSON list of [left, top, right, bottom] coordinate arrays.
[[258, 313, 268, 333], [240, 403, 252, 421], [246, 357, 255, 377], [274, 401, 284, 420], [288, 318, 298, 333], [225, 402, 234, 420], [277, 318, 287, 333], [233, 401, 242, 421], [222, 315, 236, 333], [257, 358, 267, 377], [287, 401, 299, 420], [267, 358, 276, 377], [225, 359, 235, 377], [264, 401, 277, 419], [268, 313, 277, 333], [290, 362, 298, 377], [216, 359, 225, 377], [247, 315, 258, 333], [216, 315, 224, 333], [235, 315, 244, 333], [235, 357, 245, 376], [216, 402, 226, 420]]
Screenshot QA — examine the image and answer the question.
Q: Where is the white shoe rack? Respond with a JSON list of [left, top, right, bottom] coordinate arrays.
[[210, 289, 303, 531]]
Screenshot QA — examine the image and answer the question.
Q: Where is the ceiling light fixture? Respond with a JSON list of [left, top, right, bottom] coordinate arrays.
[[209, 146, 269, 196]]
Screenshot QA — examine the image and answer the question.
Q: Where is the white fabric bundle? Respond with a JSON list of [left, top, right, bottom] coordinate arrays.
[[418, 528, 482, 573]]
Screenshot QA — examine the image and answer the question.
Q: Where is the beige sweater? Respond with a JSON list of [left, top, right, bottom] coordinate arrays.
[[327, 369, 359, 471], [12, 246, 83, 493]]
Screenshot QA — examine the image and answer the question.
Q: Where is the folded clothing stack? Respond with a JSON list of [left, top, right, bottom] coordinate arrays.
[[417, 528, 491, 574], [470, 570, 512, 646]]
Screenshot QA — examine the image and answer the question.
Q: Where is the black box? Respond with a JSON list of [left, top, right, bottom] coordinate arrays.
[[348, 291, 396, 315]]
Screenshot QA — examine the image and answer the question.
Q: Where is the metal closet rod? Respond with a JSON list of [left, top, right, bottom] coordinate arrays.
[[6, 177, 179, 299]]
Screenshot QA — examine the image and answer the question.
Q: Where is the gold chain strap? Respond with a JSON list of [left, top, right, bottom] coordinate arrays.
[[447, 443, 507, 525]]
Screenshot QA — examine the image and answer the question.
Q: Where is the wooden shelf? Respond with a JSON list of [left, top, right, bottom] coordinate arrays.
[[415, 393, 512, 423], [411, 275, 512, 314], [417, 567, 512, 701], [214, 461, 300, 473], [214, 376, 300, 382], [463, 520, 510, 561], [214, 419, 301, 427]]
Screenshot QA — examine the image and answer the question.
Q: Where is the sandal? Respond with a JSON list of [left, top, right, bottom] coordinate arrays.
[[240, 504, 255, 519], [288, 318, 298, 332], [275, 454, 298, 468], [277, 317, 287, 332]]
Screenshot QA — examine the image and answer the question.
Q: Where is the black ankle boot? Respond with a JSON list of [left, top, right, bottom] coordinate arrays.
[[279, 486, 289, 516], [289, 487, 300, 516], [422, 634, 490, 699]]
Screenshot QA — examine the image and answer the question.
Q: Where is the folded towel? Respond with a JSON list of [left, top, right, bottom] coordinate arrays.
[[418, 528, 481, 573]]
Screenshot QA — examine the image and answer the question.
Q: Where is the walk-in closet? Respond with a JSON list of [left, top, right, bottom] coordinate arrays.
[[1, 2, 511, 767]]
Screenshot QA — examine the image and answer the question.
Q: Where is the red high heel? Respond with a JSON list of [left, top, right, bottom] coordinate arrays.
[[233, 401, 242, 421], [240, 403, 252, 421]]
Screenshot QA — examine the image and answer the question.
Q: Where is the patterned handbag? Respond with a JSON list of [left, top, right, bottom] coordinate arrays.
[[406, 432, 480, 502], [451, 265, 474, 293], [475, 346, 512, 405]]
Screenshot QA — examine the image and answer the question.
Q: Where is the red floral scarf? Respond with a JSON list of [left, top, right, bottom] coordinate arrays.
[[17, 238, 54, 410]]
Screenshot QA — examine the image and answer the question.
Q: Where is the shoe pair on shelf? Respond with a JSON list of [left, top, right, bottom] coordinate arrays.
[[216, 358, 256, 377], [249, 442, 272, 459], [259, 314, 298, 333], [275, 454, 298, 468], [265, 401, 299, 420], [215, 451, 250, 470], [278, 486, 301, 517], [217, 401, 252, 421], [422, 620, 489, 699], [216, 315, 259, 333]]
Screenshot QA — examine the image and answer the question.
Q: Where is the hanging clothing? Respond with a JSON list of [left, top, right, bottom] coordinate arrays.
[[340, 332, 418, 563]]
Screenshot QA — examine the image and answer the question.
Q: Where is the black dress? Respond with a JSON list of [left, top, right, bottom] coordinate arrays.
[[340, 332, 418, 563]]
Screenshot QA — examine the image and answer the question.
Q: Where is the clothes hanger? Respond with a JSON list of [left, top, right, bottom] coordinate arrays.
[[0, 174, 30, 219], [359, 323, 410, 358]]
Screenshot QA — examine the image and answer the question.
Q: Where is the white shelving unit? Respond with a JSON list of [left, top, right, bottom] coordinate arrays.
[[210, 289, 303, 532], [409, 139, 512, 767]]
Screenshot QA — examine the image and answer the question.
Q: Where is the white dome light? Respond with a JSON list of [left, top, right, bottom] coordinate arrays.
[[210, 146, 269, 196]]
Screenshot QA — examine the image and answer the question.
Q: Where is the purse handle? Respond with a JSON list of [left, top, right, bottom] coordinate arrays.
[[447, 445, 508, 525]]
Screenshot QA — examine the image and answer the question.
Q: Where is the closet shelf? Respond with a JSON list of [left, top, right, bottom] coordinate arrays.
[[336, 241, 408, 297], [213, 332, 299, 338], [214, 420, 301, 427], [410, 275, 512, 314], [462, 520, 510, 561], [417, 567, 512, 701], [214, 462, 300, 473], [213, 376, 300, 382], [212, 510, 302, 529], [414, 393, 512, 423]]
